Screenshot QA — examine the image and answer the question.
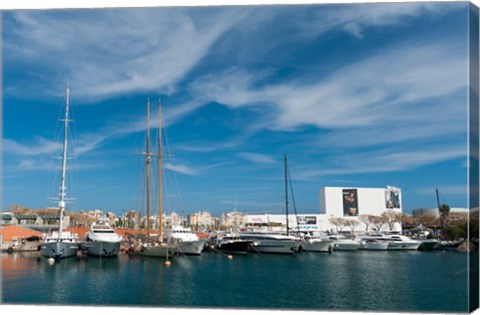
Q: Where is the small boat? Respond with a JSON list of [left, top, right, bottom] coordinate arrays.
[[163, 225, 206, 255], [42, 84, 80, 259], [83, 223, 123, 257], [358, 237, 389, 251]]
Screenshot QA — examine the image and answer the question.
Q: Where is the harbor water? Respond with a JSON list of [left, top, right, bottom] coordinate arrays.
[[1, 250, 473, 312]]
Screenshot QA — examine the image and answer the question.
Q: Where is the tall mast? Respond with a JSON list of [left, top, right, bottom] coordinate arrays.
[[157, 99, 163, 241], [435, 188, 441, 209], [58, 83, 70, 234], [284, 154, 289, 236], [145, 98, 151, 235]]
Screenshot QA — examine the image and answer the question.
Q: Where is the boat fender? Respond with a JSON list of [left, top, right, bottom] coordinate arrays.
[[328, 245, 333, 254], [7, 247, 13, 254]]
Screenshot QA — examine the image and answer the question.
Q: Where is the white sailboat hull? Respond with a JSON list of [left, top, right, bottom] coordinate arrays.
[[42, 241, 79, 259]]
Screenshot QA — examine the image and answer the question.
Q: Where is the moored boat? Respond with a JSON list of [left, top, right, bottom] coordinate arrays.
[[83, 223, 123, 257], [41, 84, 80, 260], [418, 239, 439, 251], [239, 232, 302, 254], [215, 233, 254, 254], [358, 237, 389, 251], [329, 235, 361, 251], [126, 98, 177, 259], [300, 235, 335, 253], [163, 225, 206, 255], [382, 235, 421, 250], [43, 231, 80, 259]]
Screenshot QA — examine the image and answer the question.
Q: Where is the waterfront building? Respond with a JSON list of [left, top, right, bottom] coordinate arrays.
[[164, 212, 184, 227], [242, 186, 404, 234], [221, 211, 246, 231], [187, 211, 215, 230]]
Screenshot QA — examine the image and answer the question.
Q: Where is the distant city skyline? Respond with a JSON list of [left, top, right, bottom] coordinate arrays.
[[3, 2, 472, 216]]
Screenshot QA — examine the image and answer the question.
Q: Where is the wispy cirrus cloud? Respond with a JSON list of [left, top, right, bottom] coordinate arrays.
[[300, 2, 453, 39], [238, 152, 276, 164], [292, 145, 467, 181], [190, 41, 466, 132], [164, 161, 234, 176], [3, 137, 62, 156], [4, 8, 249, 102]]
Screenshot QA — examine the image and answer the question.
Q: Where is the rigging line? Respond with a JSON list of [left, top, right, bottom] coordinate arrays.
[[287, 163, 300, 234], [163, 121, 186, 213]]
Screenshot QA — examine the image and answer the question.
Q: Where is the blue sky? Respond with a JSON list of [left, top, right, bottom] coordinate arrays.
[[2, 2, 472, 216]]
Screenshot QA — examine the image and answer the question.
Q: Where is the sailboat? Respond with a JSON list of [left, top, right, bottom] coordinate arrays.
[[42, 84, 81, 259], [240, 155, 303, 254], [127, 98, 177, 258]]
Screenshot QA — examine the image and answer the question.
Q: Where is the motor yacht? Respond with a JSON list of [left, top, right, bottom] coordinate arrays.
[[239, 232, 302, 254], [83, 223, 123, 257], [163, 225, 206, 255]]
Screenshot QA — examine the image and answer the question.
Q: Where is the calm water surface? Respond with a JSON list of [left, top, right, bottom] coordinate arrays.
[[1, 250, 472, 312]]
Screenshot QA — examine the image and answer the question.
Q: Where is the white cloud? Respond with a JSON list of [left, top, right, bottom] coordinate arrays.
[[214, 42, 464, 129], [238, 152, 276, 164], [300, 3, 452, 38], [3, 137, 62, 156], [163, 161, 233, 176], [293, 145, 467, 180], [5, 8, 248, 101]]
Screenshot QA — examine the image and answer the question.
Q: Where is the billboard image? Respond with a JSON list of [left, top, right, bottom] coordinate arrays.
[[385, 187, 401, 209], [342, 189, 359, 216]]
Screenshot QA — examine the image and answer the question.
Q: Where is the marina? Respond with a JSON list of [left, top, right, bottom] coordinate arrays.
[[2, 2, 479, 314], [1, 249, 472, 312]]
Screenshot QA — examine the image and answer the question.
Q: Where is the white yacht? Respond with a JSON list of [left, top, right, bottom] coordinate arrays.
[[358, 237, 389, 251], [43, 231, 80, 259], [381, 234, 421, 250], [42, 84, 81, 259], [300, 235, 335, 253], [328, 235, 361, 251], [239, 232, 302, 254], [163, 225, 206, 255], [84, 223, 123, 257]]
